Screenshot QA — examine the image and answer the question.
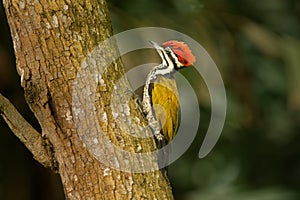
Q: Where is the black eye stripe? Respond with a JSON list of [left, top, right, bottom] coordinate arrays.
[[166, 51, 178, 69]]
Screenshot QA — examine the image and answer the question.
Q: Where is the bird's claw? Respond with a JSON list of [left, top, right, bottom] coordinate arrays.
[[155, 131, 164, 141]]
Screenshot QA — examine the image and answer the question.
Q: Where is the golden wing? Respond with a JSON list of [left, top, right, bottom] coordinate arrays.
[[151, 75, 179, 142]]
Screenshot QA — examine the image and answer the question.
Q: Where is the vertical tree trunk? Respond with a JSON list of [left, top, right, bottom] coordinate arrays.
[[2, 0, 173, 199]]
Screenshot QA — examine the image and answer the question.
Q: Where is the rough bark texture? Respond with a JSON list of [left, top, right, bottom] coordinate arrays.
[[2, 0, 173, 199]]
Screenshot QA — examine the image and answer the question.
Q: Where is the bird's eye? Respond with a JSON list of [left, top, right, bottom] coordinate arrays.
[[164, 47, 172, 53]]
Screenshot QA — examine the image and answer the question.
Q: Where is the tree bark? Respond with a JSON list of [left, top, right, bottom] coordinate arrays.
[[2, 0, 173, 199]]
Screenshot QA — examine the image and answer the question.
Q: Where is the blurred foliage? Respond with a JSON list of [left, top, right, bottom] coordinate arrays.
[[1, 0, 300, 199]]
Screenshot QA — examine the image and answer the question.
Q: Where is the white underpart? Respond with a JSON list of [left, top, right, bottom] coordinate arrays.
[[142, 46, 181, 140]]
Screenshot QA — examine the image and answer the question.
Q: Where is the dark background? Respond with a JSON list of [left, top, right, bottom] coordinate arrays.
[[1, 0, 300, 199]]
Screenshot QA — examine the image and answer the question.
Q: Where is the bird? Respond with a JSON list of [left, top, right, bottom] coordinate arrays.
[[142, 40, 195, 170]]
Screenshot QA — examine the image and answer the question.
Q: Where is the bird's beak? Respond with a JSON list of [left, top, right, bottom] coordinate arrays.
[[149, 40, 164, 51], [149, 40, 167, 64]]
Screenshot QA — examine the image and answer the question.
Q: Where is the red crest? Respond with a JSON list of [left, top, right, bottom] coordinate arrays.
[[163, 40, 196, 66]]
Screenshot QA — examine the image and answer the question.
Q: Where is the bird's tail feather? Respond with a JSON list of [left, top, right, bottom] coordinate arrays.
[[155, 138, 171, 178]]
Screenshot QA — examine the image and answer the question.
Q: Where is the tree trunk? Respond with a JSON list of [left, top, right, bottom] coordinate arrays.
[[2, 0, 173, 199]]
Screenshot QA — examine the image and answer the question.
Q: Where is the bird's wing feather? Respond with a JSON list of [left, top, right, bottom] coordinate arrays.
[[151, 76, 179, 142]]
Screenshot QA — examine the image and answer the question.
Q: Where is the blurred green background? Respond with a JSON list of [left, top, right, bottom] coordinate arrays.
[[1, 0, 300, 199]]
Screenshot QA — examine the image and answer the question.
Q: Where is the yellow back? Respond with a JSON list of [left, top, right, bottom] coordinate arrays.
[[151, 76, 179, 142]]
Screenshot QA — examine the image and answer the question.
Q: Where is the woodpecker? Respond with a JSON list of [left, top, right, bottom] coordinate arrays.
[[142, 40, 195, 148]]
